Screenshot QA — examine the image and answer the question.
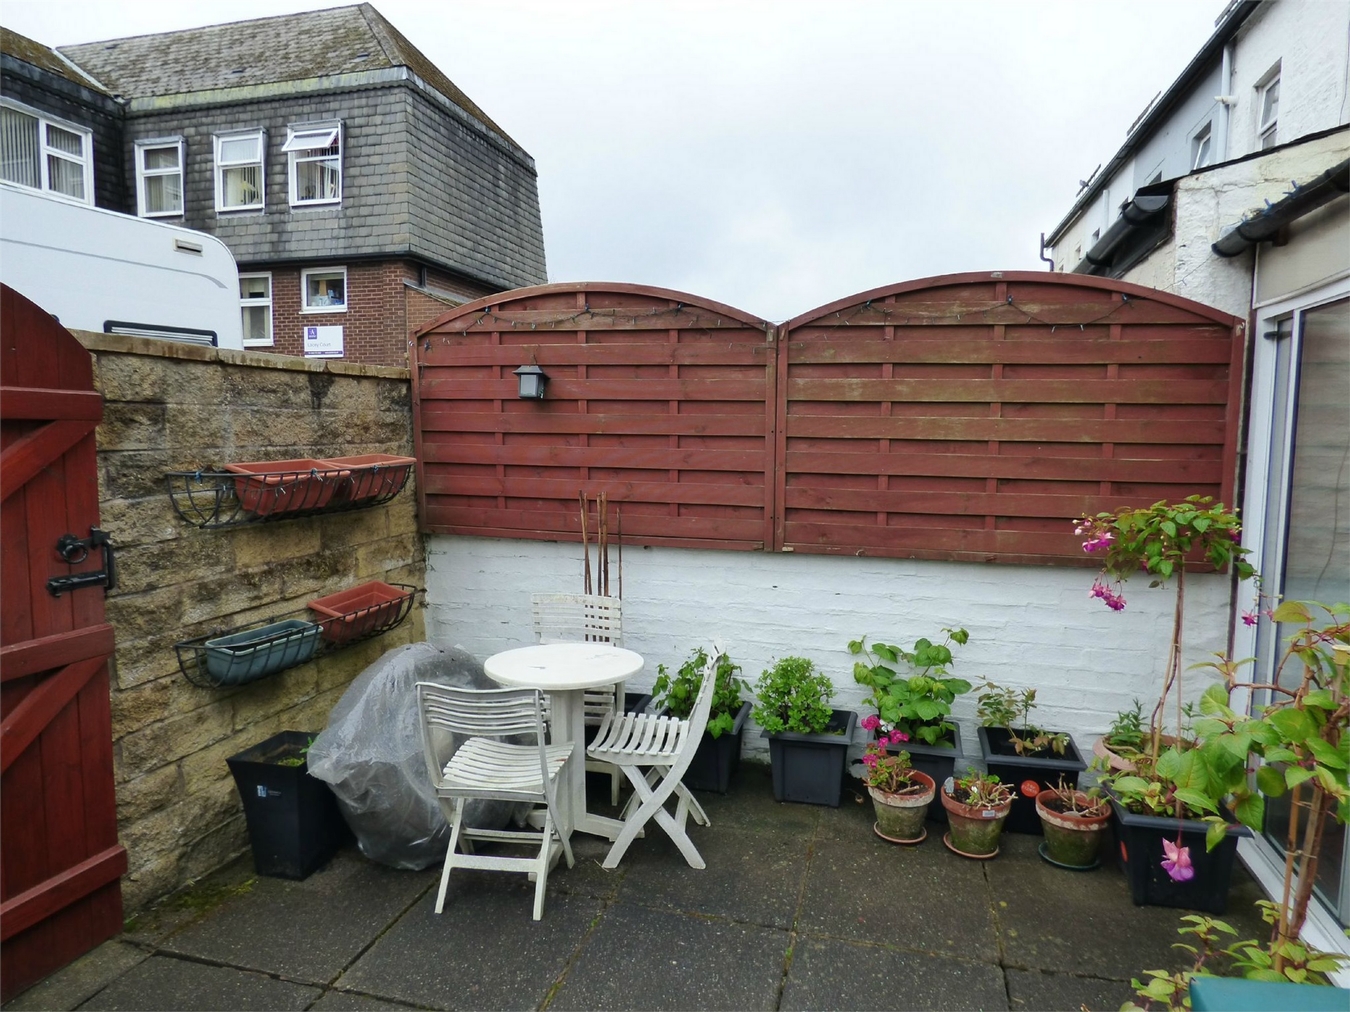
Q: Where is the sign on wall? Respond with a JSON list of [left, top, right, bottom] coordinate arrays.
[[304, 325, 344, 358]]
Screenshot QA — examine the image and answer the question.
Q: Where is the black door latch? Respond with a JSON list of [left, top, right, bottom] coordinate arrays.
[[47, 528, 117, 597]]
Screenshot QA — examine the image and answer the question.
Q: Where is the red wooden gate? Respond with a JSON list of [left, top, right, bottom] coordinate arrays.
[[1, 285, 125, 1001]]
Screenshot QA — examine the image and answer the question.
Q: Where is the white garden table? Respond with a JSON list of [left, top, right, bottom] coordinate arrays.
[[484, 642, 643, 841]]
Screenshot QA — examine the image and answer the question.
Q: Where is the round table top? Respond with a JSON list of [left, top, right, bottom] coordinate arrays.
[[484, 642, 644, 691]]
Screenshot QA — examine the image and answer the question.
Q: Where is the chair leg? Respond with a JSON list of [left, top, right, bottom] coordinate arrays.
[[610, 766, 621, 807], [603, 766, 705, 870], [533, 808, 554, 921], [435, 797, 466, 914]]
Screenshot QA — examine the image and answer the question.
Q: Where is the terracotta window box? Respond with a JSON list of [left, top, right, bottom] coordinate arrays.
[[222, 458, 351, 517], [308, 581, 414, 644], [317, 454, 416, 504]]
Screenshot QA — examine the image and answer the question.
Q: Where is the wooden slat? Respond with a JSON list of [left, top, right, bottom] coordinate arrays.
[[419, 410, 766, 437], [0, 420, 97, 505], [1, 625, 115, 683], [786, 337, 1234, 365], [421, 343, 771, 367], [422, 474, 765, 507], [782, 487, 1161, 518], [421, 522, 764, 552], [0, 388, 103, 422], [787, 378, 1229, 404], [422, 443, 766, 471], [785, 415, 1226, 444], [784, 450, 1224, 482], [417, 377, 767, 401], [0, 845, 126, 941], [423, 505, 764, 542], [0, 655, 106, 774]]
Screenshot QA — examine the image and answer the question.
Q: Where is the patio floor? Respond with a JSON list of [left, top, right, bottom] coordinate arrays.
[[5, 764, 1270, 1012]]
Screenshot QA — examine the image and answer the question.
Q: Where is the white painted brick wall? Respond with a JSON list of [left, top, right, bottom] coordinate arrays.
[[424, 536, 1236, 770]]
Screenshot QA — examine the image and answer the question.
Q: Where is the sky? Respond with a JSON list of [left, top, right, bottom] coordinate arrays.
[[0, 0, 1228, 322]]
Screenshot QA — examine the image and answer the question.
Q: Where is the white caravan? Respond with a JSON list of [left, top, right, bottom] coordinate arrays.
[[0, 182, 244, 349]]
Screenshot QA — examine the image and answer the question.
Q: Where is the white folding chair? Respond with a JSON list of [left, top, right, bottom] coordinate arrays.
[[416, 682, 575, 921], [585, 648, 716, 870], [531, 592, 627, 805]]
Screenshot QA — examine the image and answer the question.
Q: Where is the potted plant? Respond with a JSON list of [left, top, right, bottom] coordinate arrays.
[[975, 681, 1086, 834], [652, 646, 751, 793], [225, 730, 352, 879], [850, 627, 971, 821], [753, 656, 857, 807], [1117, 602, 1350, 1009], [1034, 778, 1111, 870], [860, 732, 935, 844], [1093, 699, 1148, 772], [940, 767, 1014, 859]]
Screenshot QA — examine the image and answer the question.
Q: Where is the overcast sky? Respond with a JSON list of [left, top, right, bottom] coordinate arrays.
[[2, 0, 1226, 321]]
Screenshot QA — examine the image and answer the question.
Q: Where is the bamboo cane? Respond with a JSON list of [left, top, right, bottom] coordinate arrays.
[[617, 503, 623, 600], [599, 492, 609, 597], [579, 491, 591, 594]]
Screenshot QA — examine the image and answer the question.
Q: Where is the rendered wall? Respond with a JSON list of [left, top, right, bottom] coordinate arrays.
[[424, 535, 1234, 767], [77, 333, 425, 911]]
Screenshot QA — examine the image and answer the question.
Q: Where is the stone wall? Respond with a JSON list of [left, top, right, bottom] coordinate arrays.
[[75, 332, 425, 912]]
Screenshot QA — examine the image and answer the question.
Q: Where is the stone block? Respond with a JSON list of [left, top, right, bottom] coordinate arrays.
[[228, 662, 321, 728], [111, 631, 184, 690], [278, 550, 359, 599], [228, 407, 324, 449], [117, 763, 185, 824], [162, 404, 230, 450], [317, 508, 389, 553], [355, 541, 414, 577], [221, 366, 310, 410], [230, 523, 323, 570], [100, 497, 183, 548], [107, 585, 186, 646], [99, 402, 167, 451], [115, 537, 233, 596], [102, 449, 188, 499], [118, 700, 236, 781], [179, 569, 286, 627]]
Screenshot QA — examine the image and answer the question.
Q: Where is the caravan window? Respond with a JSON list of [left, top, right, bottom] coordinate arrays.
[[214, 130, 265, 212], [0, 101, 93, 204]]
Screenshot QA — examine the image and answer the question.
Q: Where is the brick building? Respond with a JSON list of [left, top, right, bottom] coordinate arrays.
[[1, 4, 547, 365]]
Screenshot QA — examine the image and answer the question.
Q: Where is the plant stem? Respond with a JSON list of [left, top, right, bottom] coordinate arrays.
[[1151, 567, 1186, 766]]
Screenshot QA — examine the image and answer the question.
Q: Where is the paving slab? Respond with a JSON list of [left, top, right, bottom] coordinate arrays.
[[1, 941, 148, 1012], [687, 764, 823, 838], [986, 831, 1270, 979], [336, 874, 601, 1010], [797, 828, 1000, 961], [781, 936, 1008, 1012], [548, 901, 788, 1011], [158, 849, 434, 984], [309, 989, 426, 1011], [607, 818, 810, 929], [1005, 968, 1136, 1011], [74, 955, 320, 1011]]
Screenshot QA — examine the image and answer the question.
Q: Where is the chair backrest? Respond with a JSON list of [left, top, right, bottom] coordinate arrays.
[[662, 648, 719, 780], [531, 593, 623, 646], [416, 682, 549, 788]]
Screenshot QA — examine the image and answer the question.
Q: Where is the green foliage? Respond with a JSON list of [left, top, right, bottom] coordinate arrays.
[[1106, 699, 1147, 753], [1085, 496, 1254, 587], [652, 647, 749, 739], [848, 627, 971, 746], [752, 656, 835, 735], [976, 681, 1069, 756], [948, 767, 1013, 808]]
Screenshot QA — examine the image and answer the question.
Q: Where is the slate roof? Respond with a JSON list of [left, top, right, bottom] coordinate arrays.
[[0, 26, 111, 95], [59, 3, 513, 145]]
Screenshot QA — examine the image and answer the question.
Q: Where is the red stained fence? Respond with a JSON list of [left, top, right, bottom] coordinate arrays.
[[413, 273, 1244, 564]]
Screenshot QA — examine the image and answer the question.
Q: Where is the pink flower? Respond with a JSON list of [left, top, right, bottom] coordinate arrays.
[[1241, 610, 1258, 627], [860, 714, 880, 732], [889, 730, 909, 744], [1089, 578, 1126, 611], [862, 753, 878, 768], [1081, 532, 1114, 552], [1161, 838, 1194, 883]]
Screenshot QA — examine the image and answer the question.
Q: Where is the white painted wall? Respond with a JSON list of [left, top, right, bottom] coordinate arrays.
[[425, 535, 1236, 768]]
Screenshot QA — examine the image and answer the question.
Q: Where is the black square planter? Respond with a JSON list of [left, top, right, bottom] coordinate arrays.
[[1109, 793, 1251, 914], [226, 730, 351, 880], [765, 708, 857, 807], [977, 725, 1086, 834], [684, 702, 751, 793]]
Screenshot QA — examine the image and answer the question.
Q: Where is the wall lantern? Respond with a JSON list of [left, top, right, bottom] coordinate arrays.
[[513, 363, 548, 399]]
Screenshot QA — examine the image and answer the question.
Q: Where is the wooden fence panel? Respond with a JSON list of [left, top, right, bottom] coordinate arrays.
[[413, 284, 776, 551], [777, 271, 1245, 563]]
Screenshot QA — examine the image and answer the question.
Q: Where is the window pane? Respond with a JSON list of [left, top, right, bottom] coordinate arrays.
[[143, 172, 181, 214], [47, 154, 84, 199], [219, 135, 260, 163], [0, 107, 40, 187], [306, 273, 345, 307], [240, 276, 270, 299], [242, 305, 271, 342], [143, 145, 179, 171], [1261, 79, 1280, 127], [45, 123, 83, 157], [295, 158, 339, 201], [221, 164, 260, 207]]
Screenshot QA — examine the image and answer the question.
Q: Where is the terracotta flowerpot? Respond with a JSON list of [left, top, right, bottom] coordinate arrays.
[[1035, 790, 1110, 868], [940, 783, 1012, 858], [868, 770, 935, 844]]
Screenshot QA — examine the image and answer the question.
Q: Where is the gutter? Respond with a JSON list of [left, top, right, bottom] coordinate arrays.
[[1074, 188, 1172, 277], [1211, 157, 1350, 256], [1045, 0, 1260, 247]]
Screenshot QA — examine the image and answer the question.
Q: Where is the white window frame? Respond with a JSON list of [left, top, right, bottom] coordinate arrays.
[[213, 129, 265, 213], [239, 272, 273, 347], [1191, 122, 1212, 171], [300, 266, 348, 314], [134, 137, 185, 217], [0, 99, 94, 205], [284, 122, 342, 207], [1257, 67, 1280, 151]]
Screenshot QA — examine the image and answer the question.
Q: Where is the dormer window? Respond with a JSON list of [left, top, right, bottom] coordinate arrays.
[[214, 130, 265, 212], [284, 123, 341, 206], [0, 101, 93, 204], [135, 138, 185, 216]]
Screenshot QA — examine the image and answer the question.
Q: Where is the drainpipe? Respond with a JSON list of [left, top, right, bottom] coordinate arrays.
[[1038, 233, 1055, 271], [1217, 42, 1234, 161]]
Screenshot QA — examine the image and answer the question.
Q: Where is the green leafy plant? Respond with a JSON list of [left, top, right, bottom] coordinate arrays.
[[948, 767, 1014, 808], [1077, 495, 1255, 765], [652, 646, 749, 739], [859, 731, 924, 794], [752, 656, 835, 735], [975, 681, 1069, 757], [1106, 699, 1148, 753], [848, 627, 971, 746]]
